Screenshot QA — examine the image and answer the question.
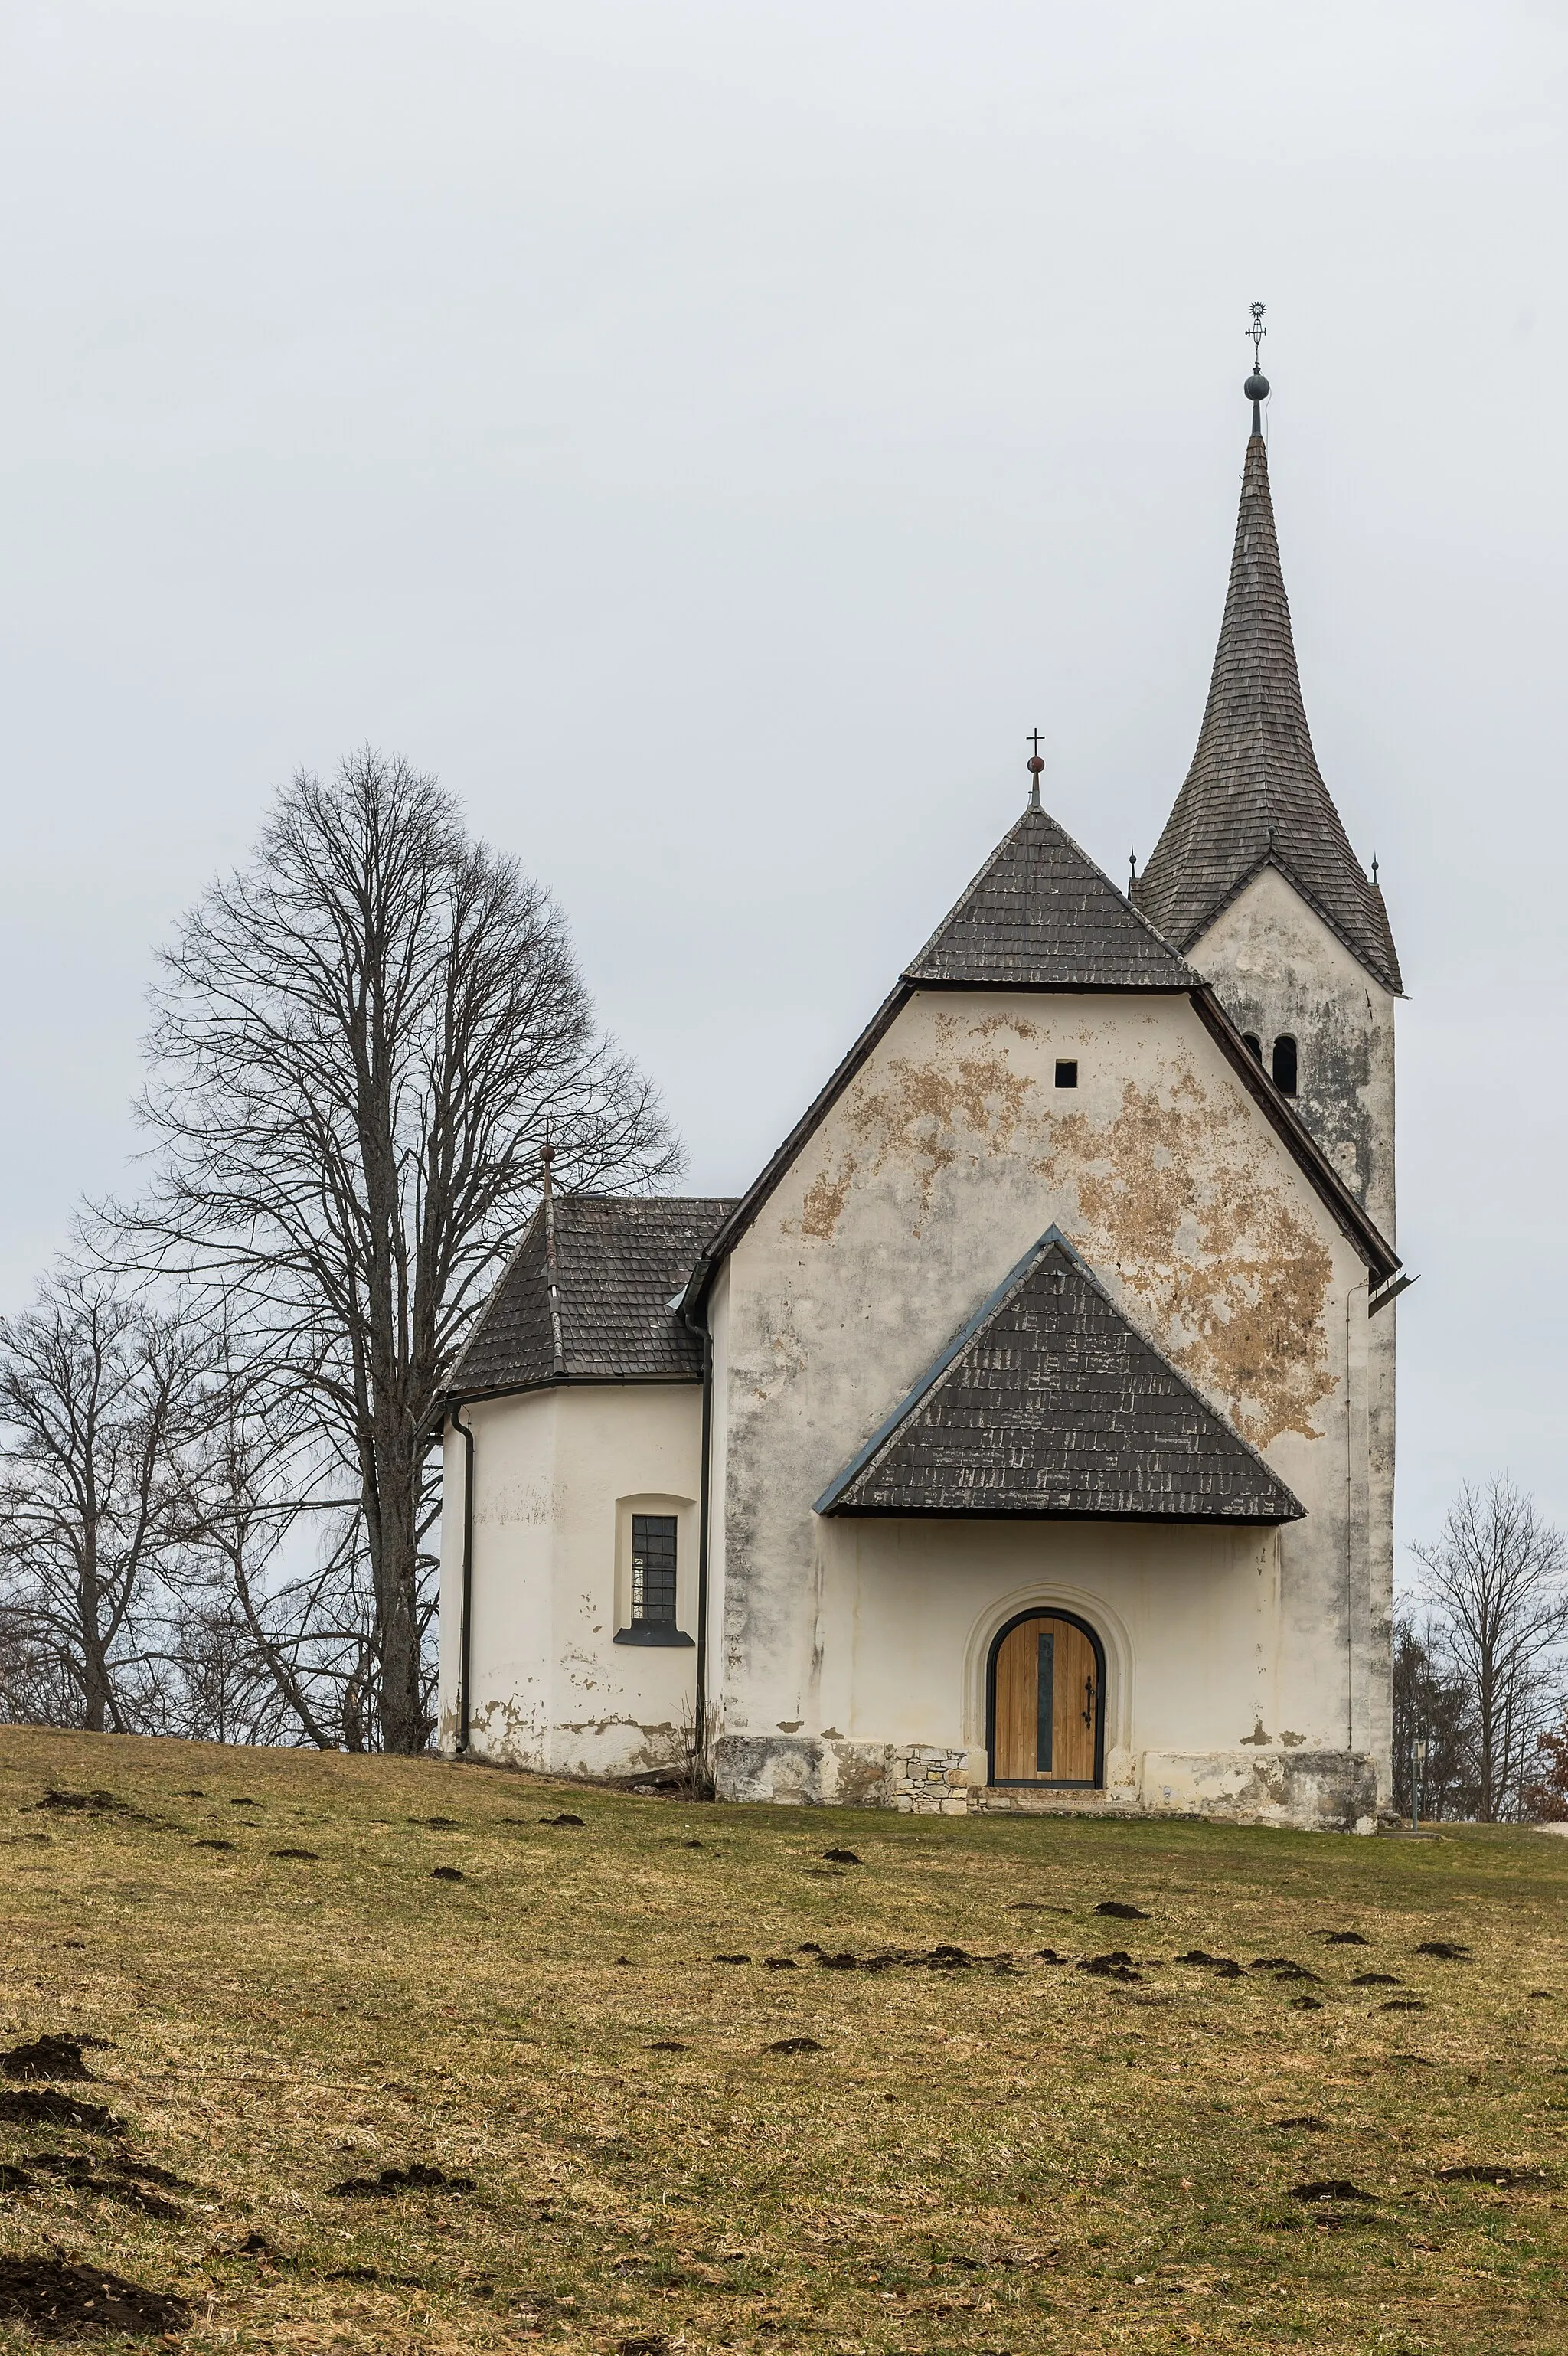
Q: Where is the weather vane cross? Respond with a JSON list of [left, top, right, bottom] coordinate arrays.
[[1026, 728, 1045, 809], [1244, 301, 1270, 432]]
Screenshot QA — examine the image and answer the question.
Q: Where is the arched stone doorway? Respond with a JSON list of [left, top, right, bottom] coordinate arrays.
[[986, 1608, 1106, 1789]]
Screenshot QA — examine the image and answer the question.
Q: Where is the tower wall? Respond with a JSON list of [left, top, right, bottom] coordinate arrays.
[[1188, 863, 1396, 1809]]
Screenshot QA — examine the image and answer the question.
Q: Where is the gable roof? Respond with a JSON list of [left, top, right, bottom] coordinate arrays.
[[679, 798, 1398, 1319], [815, 1228, 1305, 1524], [1131, 430, 1402, 993], [444, 1194, 737, 1401], [904, 803, 1200, 992]]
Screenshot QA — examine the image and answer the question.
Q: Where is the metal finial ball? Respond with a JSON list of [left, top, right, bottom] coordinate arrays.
[[1027, 756, 1044, 776], [1244, 371, 1270, 403]]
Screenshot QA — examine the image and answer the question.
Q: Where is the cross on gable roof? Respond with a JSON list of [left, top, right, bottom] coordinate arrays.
[[903, 803, 1200, 992], [815, 1227, 1305, 1524]]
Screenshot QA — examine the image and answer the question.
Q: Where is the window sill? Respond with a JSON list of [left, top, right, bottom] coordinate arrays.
[[613, 1624, 695, 1649]]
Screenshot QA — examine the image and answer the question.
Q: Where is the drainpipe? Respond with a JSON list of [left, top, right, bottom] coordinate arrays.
[[452, 1404, 476, 1756], [693, 1324, 714, 1765], [681, 1279, 715, 1775]]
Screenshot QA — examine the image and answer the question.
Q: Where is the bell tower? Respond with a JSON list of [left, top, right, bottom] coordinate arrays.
[[1131, 320, 1400, 1235]]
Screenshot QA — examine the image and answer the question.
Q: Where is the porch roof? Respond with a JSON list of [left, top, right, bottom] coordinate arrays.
[[814, 1228, 1305, 1524]]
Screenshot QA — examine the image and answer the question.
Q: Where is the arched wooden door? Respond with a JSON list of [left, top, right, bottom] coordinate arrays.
[[988, 1612, 1104, 1788]]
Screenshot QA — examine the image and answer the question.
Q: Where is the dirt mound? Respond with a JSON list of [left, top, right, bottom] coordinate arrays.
[[33, 1790, 129, 1815], [763, 1956, 796, 1971], [540, 1813, 585, 1827], [330, 2161, 475, 2198], [645, 2040, 688, 2052], [822, 1848, 861, 1864], [1437, 2162, 1550, 2187], [2, 2035, 108, 2083], [1416, 1940, 1472, 1960], [430, 1866, 465, 1881], [765, 2037, 823, 2055], [1289, 2179, 1376, 2203], [1272, 2116, 1329, 2130], [1094, 1901, 1149, 1920], [1321, 1930, 1370, 1945], [1351, 1972, 1403, 1986], [0, 2253, 189, 2339], [5, 2152, 188, 2220], [713, 1954, 750, 1965], [1078, 1952, 1142, 1982], [194, 1838, 236, 1851], [0, 2090, 123, 2136], [271, 1848, 320, 1861]]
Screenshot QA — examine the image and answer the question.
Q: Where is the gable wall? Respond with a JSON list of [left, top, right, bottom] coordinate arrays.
[[710, 985, 1383, 1822]]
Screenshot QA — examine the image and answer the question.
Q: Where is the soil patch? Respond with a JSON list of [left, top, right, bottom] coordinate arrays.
[[0, 2090, 124, 2136], [541, 1814, 585, 1827], [194, 1838, 235, 1851], [1289, 2180, 1376, 2203], [0, 2253, 190, 2339], [330, 2162, 475, 2198], [1416, 1941, 1472, 1961], [430, 1866, 465, 1881], [766, 2037, 824, 2055], [1436, 2164, 1551, 2188], [271, 1848, 320, 1861], [33, 1790, 129, 1816], [1095, 1902, 1149, 1920], [6, 2152, 188, 2220], [1321, 1931, 1370, 1945], [822, 1849, 861, 1865], [1272, 2116, 1329, 2131], [2, 2035, 109, 2083], [1351, 1973, 1403, 1987]]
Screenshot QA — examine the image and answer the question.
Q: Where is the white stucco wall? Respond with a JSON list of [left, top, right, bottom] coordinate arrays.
[[1188, 869, 1398, 1811], [710, 984, 1382, 1825], [437, 1381, 704, 1776]]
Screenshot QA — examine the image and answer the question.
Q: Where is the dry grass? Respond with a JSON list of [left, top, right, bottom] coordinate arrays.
[[2, 1727, 1566, 2353]]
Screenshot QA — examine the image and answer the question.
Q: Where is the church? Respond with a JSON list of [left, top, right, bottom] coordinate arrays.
[[436, 361, 1405, 1829]]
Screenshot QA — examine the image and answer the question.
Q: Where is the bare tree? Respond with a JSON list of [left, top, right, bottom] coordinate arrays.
[[1411, 1478, 1568, 1823], [0, 1268, 212, 1732], [116, 748, 678, 1752], [1390, 1613, 1473, 1823]]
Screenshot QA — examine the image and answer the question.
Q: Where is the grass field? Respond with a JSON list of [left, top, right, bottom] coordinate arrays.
[[2, 1728, 1566, 2353]]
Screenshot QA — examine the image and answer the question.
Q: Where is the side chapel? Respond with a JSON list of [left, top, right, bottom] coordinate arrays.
[[436, 362, 1406, 1828]]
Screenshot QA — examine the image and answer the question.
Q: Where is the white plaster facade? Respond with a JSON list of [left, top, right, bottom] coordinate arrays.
[[439, 959, 1398, 1828]]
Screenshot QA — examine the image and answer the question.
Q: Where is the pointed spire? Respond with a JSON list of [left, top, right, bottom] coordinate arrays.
[[1131, 348, 1401, 993]]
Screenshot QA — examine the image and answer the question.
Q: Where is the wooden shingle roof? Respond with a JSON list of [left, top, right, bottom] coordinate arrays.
[[446, 1194, 737, 1398], [904, 803, 1199, 992], [815, 1228, 1305, 1524], [1132, 432, 1401, 993]]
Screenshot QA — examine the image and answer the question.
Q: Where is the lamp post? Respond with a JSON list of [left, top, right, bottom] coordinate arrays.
[[1411, 1736, 1429, 1833]]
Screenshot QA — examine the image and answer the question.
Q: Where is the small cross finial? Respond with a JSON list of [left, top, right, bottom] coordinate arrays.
[[1129, 848, 1137, 889], [1371, 855, 1380, 885], [1025, 729, 1044, 809], [1244, 300, 1270, 433]]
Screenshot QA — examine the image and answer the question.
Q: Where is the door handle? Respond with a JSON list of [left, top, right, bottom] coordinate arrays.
[[1083, 1676, 1096, 1730]]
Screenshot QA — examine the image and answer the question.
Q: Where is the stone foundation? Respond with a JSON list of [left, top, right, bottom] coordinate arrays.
[[890, 1746, 972, 1815], [711, 1732, 1378, 1829]]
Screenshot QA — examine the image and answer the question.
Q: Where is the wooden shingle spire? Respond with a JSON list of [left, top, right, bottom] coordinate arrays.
[[1132, 389, 1401, 993]]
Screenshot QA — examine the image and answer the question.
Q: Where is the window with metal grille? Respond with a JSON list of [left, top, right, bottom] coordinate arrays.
[[630, 1515, 678, 1626]]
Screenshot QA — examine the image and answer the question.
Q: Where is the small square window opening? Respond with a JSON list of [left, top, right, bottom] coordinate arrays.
[[630, 1514, 678, 1626], [1054, 1059, 1078, 1089]]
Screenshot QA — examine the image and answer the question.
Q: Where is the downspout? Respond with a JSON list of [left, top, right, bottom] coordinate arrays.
[[452, 1404, 475, 1756], [681, 1260, 715, 1779]]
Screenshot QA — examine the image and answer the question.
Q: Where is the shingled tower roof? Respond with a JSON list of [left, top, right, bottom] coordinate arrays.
[[1132, 429, 1401, 994], [904, 802, 1200, 992], [815, 1228, 1304, 1523]]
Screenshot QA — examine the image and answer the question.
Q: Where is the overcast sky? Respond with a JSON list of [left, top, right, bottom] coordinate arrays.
[[2, 0, 1563, 1565]]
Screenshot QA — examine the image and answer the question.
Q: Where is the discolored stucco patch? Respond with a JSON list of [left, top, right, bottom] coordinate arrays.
[[787, 1044, 1037, 1247], [1038, 1070, 1335, 1446]]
